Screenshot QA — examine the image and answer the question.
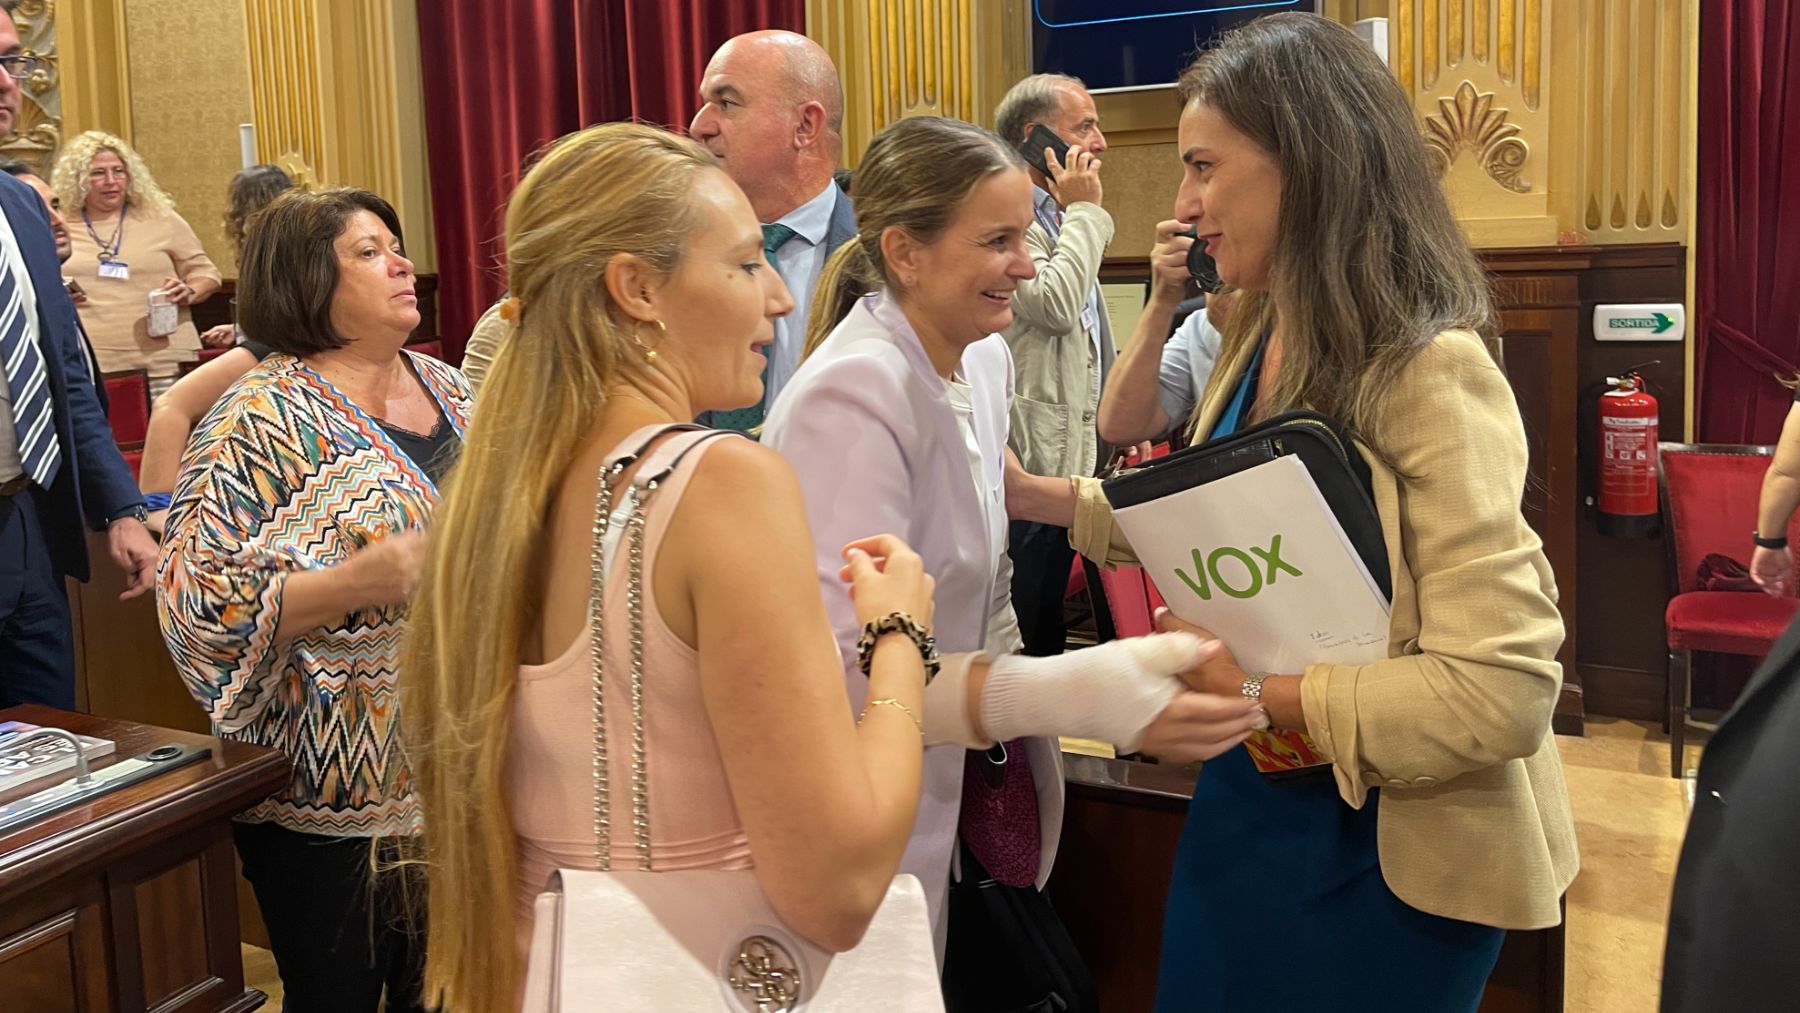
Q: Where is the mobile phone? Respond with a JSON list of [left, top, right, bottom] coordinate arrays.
[[1180, 226, 1222, 293], [1017, 123, 1072, 176]]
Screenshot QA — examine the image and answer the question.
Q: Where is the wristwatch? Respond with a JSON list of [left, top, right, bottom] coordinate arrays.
[[857, 612, 940, 684], [1754, 531, 1790, 550], [1240, 671, 1269, 702], [108, 504, 149, 526]]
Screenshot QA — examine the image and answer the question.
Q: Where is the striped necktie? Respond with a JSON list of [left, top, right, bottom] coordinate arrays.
[[0, 254, 60, 487]]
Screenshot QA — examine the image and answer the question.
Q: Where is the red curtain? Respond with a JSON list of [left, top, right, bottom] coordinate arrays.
[[1695, 1, 1800, 444], [417, 0, 805, 362]]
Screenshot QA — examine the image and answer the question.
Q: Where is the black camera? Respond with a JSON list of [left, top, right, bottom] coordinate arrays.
[[1180, 226, 1222, 294]]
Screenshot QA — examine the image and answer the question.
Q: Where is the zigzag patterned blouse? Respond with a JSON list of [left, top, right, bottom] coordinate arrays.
[[157, 351, 472, 837]]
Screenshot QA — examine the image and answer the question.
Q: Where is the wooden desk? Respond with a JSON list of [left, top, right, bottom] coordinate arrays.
[[1048, 753, 1565, 1013], [0, 707, 288, 1013]]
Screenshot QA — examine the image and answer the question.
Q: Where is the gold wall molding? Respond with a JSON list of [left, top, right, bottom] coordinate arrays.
[[56, 0, 131, 145], [1387, 0, 1553, 245], [1423, 81, 1530, 193], [57, 0, 135, 146], [1548, 0, 1688, 245], [808, 0, 1028, 167], [1388, 0, 1690, 247], [812, 1, 1691, 254], [243, 0, 435, 270], [3, 0, 63, 174]]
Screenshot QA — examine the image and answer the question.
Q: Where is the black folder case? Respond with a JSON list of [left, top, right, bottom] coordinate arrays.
[[1101, 409, 1393, 602]]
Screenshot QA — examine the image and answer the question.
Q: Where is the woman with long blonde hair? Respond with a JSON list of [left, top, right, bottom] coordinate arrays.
[[403, 122, 946, 1011]]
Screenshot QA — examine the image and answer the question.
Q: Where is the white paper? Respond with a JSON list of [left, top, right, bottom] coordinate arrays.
[[1112, 455, 1391, 674]]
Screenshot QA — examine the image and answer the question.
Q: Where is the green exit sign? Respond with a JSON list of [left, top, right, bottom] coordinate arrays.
[[1594, 303, 1685, 342]]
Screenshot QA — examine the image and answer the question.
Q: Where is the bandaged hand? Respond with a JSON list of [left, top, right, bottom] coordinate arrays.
[[920, 633, 1264, 753]]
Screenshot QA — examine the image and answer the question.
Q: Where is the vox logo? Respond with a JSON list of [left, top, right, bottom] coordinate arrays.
[[1173, 535, 1302, 601]]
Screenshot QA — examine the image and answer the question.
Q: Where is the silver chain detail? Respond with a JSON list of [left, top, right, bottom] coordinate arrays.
[[628, 480, 656, 870], [590, 456, 669, 872], [588, 461, 626, 871]]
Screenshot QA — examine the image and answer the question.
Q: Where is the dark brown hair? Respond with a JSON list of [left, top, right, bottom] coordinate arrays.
[[223, 164, 296, 257], [1175, 13, 1497, 447], [237, 187, 405, 357]]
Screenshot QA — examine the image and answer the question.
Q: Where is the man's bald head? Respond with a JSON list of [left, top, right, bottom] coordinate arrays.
[[691, 29, 845, 222]]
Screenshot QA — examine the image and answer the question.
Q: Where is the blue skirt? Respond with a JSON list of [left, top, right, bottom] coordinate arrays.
[[1153, 748, 1505, 1012]]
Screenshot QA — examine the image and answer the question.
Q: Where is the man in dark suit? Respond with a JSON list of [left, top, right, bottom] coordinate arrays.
[[691, 29, 856, 431], [1660, 612, 1800, 1010], [0, 6, 156, 710], [0, 158, 108, 414]]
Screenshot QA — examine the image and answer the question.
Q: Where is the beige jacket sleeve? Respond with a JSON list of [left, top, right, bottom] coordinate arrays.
[[1299, 333, 1565, 805], [1011, 201, 1114, 337], [459, 302, 508, 394], [166, 212, 222, 287], [1070, 475, 1140, 567]]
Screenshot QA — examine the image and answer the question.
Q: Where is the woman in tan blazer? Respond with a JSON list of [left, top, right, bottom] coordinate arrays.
[[1007, 14, 1577, 1011]]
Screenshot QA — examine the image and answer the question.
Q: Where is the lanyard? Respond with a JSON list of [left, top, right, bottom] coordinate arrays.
[[1210, 336, 1269, 441], [83, 200, 127, 263]]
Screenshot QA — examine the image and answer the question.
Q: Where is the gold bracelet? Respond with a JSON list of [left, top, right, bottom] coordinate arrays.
[[859, 697, 924, 738]]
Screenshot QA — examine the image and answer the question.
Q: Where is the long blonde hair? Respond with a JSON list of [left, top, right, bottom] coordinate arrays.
[[402, 122, 717, 1012], [50, 130, 176, 217], [1177, 14, 1498, 449], [803, 116, 1024, 359]]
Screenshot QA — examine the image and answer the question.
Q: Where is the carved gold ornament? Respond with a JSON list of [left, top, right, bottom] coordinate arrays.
[[1422, 81, 1532, 194], [1, 0, 58, 176], [726, 935, 804, 1012]]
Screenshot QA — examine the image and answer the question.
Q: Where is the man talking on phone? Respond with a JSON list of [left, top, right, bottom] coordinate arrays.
[[993, 73, 1119, 656]]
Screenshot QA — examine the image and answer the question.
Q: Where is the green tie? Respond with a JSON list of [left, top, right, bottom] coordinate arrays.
[[762, 223, 797, 259], [712, 224, 799, 435]]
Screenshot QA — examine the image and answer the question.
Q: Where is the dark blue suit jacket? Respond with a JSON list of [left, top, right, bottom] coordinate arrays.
[[0, 173, 142, 582]]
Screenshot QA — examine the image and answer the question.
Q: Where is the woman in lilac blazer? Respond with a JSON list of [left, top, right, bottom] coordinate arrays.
[[763, 116, 1264, 944]]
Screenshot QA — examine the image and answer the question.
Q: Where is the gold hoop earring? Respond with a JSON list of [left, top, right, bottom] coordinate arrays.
[[633, 318, 666, 366]]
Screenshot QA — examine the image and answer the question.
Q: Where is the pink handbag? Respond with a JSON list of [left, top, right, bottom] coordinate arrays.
[[519, 427, 944, 1012]]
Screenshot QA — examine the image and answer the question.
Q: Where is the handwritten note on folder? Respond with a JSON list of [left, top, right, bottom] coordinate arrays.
[[1111, 455, 1391, 774]]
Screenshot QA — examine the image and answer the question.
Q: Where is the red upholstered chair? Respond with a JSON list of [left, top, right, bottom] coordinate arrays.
[[100, 369, 150, 445], [404, 338, 445, 362], [194, 346, 233, 365], [116, 440, 144, 482], [1658, 442, 1800, 777]]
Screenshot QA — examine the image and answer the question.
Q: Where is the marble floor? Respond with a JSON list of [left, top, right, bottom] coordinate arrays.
[[240, 719, 1702, 1012], [1559, 717, 1702, 1013]]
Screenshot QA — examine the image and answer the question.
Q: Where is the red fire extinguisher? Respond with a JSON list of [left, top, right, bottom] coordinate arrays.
[[1597, 371, 1659, 536]]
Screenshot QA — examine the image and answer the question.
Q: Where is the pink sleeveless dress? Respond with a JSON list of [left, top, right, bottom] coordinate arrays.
[[508, 428, 753, 961]]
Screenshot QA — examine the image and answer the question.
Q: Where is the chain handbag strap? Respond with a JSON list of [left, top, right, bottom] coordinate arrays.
[[586, 426, 733, 872]]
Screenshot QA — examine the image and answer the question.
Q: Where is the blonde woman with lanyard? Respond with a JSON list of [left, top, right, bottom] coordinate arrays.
[[53, 131, 220, 395]]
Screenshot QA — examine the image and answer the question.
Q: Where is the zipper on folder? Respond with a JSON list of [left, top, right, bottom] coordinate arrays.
[[1275, 416, 1351, 461]]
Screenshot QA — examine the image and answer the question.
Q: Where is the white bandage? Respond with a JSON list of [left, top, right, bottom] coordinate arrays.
[[918, 633, 1204, 752], [921, 651, 991, 748]]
